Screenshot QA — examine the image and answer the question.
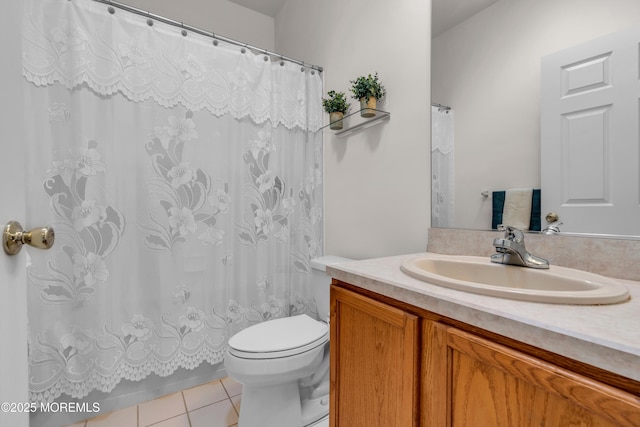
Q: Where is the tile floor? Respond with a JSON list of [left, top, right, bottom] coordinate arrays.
[[65, 377, 242, 427]]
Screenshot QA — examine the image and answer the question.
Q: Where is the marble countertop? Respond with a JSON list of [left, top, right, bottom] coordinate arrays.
[[327, 252, 640, 382]]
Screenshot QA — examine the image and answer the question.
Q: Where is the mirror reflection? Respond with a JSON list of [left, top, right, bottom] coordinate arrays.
[[431, 0, 640, 236]]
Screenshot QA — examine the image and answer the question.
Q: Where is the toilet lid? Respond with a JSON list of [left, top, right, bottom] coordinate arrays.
[[228, 314, 328, 357]]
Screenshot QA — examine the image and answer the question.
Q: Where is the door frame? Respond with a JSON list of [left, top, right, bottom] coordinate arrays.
[[0, 0, 29, 426]]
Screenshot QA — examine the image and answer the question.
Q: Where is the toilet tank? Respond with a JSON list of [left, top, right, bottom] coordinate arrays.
[[310, 256, 354, 321]]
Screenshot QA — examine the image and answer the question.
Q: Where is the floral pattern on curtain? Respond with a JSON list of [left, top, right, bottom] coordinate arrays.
[[23, 0, 323, 403]]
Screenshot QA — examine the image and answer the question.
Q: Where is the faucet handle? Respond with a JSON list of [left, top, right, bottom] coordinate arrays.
[[502, 225, 525, 243], [543, 221, 563, 235]]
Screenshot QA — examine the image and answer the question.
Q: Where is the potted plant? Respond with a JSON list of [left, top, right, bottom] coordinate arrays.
[[322, 90, 351, 130], [350, 73, 386, 117]]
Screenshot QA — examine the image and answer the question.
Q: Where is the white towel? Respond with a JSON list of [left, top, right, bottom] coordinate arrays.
[[502, 188, 533, 230]]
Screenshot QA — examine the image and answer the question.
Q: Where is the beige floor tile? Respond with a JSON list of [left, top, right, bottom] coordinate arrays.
[[230, 395, 241, 416], [86, 404, 137, 427], [221, 376, 243, 397], [138, 392, 186, 426], [189, 399, 238, 427], [183, 380, 229, 411], [149, 413, 190, 427]]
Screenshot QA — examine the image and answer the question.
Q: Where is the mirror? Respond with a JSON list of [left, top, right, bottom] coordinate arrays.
[[431, 0, 640, 236]]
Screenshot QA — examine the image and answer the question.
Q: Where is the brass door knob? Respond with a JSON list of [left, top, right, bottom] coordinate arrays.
[[545, 212, 559, 223], [3, 221, 55, 256]]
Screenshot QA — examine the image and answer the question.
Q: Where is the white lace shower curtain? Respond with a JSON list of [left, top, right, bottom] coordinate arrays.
[[431, 106, 454, 227], [23, 0, 323, 403]]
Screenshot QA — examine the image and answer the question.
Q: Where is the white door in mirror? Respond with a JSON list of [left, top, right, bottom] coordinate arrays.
[[541, 25, 640, 235]]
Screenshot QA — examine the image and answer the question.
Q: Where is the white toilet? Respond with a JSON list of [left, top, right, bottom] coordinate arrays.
[[224, 256, 352, 427]]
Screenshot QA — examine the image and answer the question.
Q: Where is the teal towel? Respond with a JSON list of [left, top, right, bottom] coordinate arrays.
[[492, 189, 541, 231]]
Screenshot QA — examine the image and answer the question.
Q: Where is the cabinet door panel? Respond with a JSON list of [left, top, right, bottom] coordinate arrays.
[[331, 286, 418, 427], [424, 321, 640, 427]]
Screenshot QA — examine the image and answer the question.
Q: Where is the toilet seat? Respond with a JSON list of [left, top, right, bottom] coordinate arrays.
[[228, 314, 329, 360]]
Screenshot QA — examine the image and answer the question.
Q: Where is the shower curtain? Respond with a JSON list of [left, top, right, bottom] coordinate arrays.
[[22, 0, 323, 404], [431, 106, 454, 227]]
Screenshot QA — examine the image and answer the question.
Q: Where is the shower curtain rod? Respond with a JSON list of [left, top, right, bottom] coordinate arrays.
[[432, 102, 451, 110], [91, 0, 324, 73]]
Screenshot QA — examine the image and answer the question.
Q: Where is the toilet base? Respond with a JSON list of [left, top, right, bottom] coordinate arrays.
[[238, 381, 301, 427], [301, 391, 330, 426], [308, 414, 329, 426], [237, 380, 330, 427]]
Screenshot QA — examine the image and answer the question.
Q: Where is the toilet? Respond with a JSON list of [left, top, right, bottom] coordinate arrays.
[[224, 256, 352, 427]]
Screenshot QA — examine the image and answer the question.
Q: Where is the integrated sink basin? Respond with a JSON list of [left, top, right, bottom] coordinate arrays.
[[400, 253, 630, 305]]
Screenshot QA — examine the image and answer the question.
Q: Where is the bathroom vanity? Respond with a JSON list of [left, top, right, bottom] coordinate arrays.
[[328, 254, 640, 427]]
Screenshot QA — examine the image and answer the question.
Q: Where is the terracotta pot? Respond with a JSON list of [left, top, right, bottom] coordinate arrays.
[[359, 97, 377, 118], [329, 111, 344, 130]]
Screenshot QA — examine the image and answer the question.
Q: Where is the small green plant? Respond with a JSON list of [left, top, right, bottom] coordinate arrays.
[[322, 90, 351, 114], [349, 73, 386, 101]]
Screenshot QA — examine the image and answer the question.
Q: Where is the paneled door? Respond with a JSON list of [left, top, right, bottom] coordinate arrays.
[[541, 25, 640, 235], [0, 0, 29, 426]]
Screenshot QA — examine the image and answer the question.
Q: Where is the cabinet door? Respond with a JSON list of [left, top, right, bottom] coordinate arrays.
[[330, 286, 419, 427], [422, 321, 640, 427]]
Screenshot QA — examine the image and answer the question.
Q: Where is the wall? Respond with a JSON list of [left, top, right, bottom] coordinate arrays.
[[117, 0, 275, 50], [275, 0, 432, 260], [432, 0, 640, 230]]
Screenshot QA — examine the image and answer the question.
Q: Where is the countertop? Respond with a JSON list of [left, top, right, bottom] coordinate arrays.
[[327, 252, 640, 383]]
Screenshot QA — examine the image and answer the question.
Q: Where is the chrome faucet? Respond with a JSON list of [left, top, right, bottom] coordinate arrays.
[[491, 226, 549, 269]]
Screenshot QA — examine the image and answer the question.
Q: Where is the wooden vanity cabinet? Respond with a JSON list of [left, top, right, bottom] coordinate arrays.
[[423, 321, 640, 427], [330, 283, 640, 427], [330, 285, 419, 427]]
